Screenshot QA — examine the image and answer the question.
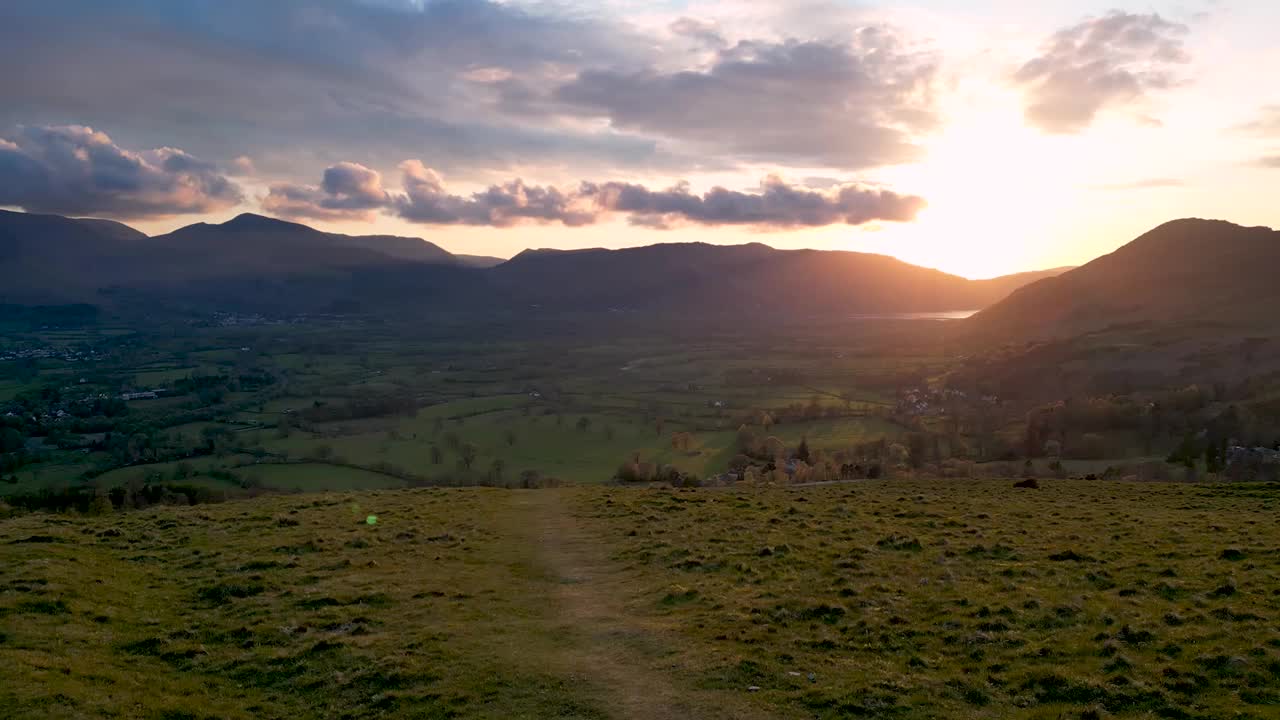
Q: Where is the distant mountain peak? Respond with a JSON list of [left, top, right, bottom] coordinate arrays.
[[221, 213, 308, 232]]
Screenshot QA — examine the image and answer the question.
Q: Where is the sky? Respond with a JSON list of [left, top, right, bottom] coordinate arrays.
[[1, 0, 1277, 278]]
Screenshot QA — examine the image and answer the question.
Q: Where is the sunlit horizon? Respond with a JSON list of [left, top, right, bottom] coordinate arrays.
[[3, 0, 1278, 279]]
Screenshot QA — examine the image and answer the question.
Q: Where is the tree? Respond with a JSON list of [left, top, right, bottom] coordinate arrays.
[[888, 443, 910, 468], [576, 416, 591, 432], [430, 445, 443, 465], [796, 437, 811, 463], [459, 443, 478, 470], [1205, 442, 1222, 474], [505, 429, 517, 446], [313, 443, 334, 461], [0, 427, 23, 454], [87, 494, 114, 516], [489, 458, 505, 484]]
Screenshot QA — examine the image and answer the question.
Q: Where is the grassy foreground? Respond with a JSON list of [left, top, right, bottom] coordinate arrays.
[[3, 480, 1280, 719]]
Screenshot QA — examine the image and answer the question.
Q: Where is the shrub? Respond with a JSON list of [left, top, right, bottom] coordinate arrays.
[[197, 582, 266, 605]]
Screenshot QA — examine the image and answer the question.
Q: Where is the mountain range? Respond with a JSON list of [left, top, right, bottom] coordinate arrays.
[[0, 210, 1069, 316], [7, 210, 1275, 334]]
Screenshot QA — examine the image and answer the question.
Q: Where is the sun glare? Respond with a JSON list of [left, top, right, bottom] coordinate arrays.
[[865, 89, 1094, 278]]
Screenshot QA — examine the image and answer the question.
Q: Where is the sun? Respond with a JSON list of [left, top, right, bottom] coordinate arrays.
[[867, 88, 1094, 278]]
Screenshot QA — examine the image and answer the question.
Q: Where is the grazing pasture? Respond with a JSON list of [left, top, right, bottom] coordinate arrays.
[[3, 479, 1278, 719]]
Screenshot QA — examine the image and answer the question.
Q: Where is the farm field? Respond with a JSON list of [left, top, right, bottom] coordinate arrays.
[[3, 318, 936, 501], [3, 479, 1279, 719]]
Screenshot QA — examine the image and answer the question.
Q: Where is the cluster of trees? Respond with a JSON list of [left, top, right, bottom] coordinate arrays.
[[1021, 388, 1280, 469], [615, 452, 701, 487], [726, 433, 890, 485], [3, 480, 230, 514], [727, 396, 864, 431]]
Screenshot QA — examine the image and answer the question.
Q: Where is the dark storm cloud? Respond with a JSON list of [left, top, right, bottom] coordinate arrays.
[[554, 30, 939, 170], [268, 161, 926, 229], [1014, 12, 1191, 134], [0, 125, 241, 218]]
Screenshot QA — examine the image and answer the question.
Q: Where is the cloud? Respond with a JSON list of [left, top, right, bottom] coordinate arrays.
[[583, 176, 926, 229], [0, 1, 950, 178], [1090, 178, 1185, 190], [1236, 106, 1280, 136], [1014, 12, 1191, 134], [669, 17, 727, 49], [266, 161, 926, 230], [554, 31, 939, 170], [262, 161, 393, 221], [0, 124, 241, 217], [396, 160, 597, 226], [1258, 156, 1280, 169], [0, 0, 667, 177], [231, 156, 256, 176]]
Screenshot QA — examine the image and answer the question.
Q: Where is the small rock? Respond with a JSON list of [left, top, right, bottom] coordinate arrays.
[[747, 686, 761, 692]]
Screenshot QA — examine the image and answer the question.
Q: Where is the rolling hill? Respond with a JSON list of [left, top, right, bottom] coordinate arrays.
[[969, 219, 1280, 339]]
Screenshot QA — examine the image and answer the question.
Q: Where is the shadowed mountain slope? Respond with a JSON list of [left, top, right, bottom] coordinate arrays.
[[970, 219, 1280, 339]]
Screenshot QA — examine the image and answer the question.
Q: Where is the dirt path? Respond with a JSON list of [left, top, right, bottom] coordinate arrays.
[[512, 490, 770, 720]]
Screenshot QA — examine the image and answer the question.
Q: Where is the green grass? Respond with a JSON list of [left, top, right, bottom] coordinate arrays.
[[0, 378, 37, 402], [248, 463, 408, 492], [4, 480, 1279, 718], [134, 366, 219, 386], [572, 479, 1280, 718], [0, 488, 749, 719]]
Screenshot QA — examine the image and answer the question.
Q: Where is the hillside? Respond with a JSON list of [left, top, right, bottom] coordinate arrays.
[[3, 482, 1273, 720], [490, 243, 1068, 314], [969, 219, 1280, 339], [0, 211, 157, 303]]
